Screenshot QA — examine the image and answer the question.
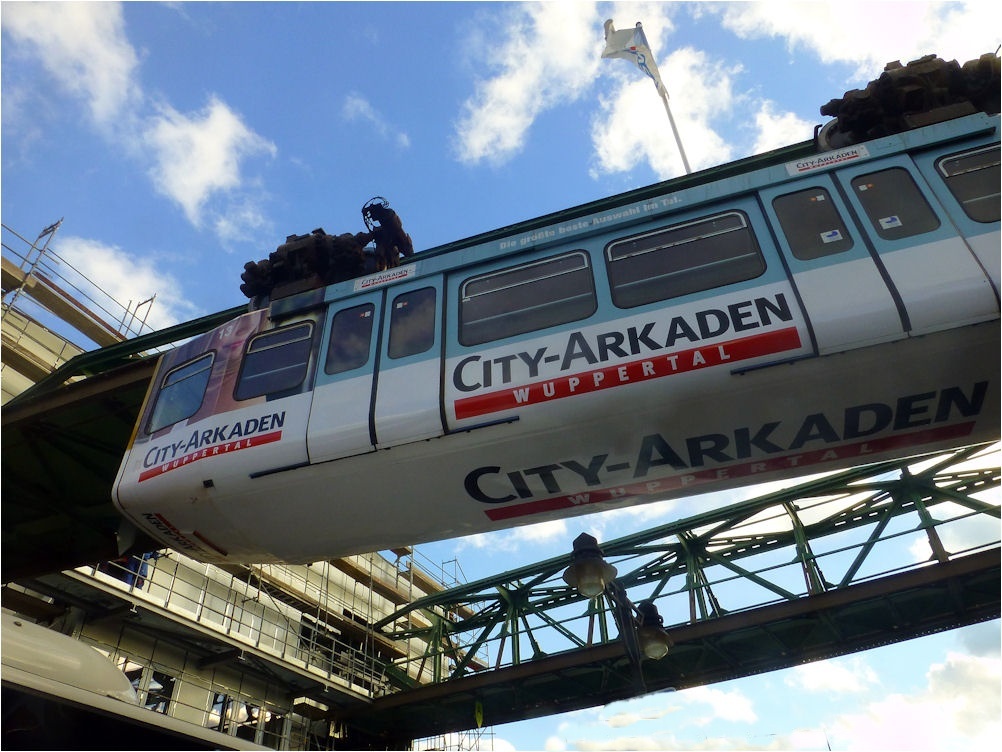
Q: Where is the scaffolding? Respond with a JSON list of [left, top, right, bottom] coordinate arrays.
[[11, 541, 483, 749], [1, 221, 156, 403], [1, 219, 494, 749]]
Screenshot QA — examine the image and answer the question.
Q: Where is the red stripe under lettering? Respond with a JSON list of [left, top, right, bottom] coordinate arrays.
[[456, 327, 802, 421], [138, 430, 283, 482], [484, 422, 976, 522]]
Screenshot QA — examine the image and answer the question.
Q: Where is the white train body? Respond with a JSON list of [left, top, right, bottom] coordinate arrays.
[[114, 113, 1001, 564]]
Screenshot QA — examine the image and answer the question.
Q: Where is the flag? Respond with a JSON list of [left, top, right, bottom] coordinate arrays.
[[602, 20, 666, 95], [601, 19, 692, 174]]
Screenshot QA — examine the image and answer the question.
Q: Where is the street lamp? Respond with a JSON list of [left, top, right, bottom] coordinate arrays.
[[562, 533, 618, 598], [563, 533, 672, 677], [636, 600, 673, 660]]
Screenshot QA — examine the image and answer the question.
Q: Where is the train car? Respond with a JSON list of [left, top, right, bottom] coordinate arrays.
[[1, 613, 262, 749], [113, 63, 1000, 565]]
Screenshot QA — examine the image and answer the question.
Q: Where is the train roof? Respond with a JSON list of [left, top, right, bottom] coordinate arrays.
[[395, 110, 1000, 267], [415, 138, 817, 260]]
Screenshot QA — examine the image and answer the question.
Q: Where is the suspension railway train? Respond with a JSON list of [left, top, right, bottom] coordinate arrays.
[[114, 58, 1000, 565]]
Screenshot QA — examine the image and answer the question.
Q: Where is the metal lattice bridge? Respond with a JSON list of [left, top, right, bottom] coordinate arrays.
[[334, 444, 999, 746]]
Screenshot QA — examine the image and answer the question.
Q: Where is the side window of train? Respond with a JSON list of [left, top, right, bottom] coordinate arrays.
[[147, 353, 214, 433], [388, 287, 436, 358], [850, 168, 940, 240], [606, 211, 766, 308], [459, 251, 597, 346], [772, 187, 854, 260], [325, 303, 375, 374], [234, 322, 314, 400], [936, 145, 1000, 223]]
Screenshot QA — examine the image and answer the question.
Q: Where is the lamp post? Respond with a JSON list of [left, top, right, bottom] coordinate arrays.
[[562, 533, 672, 689], [636, 600, 673, 660], [562, 533, 618, 598]]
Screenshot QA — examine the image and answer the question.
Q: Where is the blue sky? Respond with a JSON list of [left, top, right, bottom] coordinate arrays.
[[2, 1, 1000, 750]]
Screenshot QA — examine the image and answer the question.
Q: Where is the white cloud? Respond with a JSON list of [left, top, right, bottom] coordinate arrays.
[[144, 97, 277, 230], [592, 34, 743, 178], [3, 1, 277, 250], [571, 727, 829, 750], [750, 102, 816, 154], [453, 518, 570, 555], [456, 1, 997, 180], [958, 619, 1001, 657], [574, 735, 677, 751], [681, 685, 758, 725], [342, 93, 411, 149], [213, 196, 275, 247], [786, 656, 879, 694], [563, 643, 1001, 751], [53, 236, 202, 333], [586, 686, 757, 744], [514, 519, 570, 544], [711, 1, 998, 81], [604, 706, 680, 728], [2, 1, 140, 128], [451, 1, 752, 178], [453, 2, 603, 165], [828, 652, 1002, 750]]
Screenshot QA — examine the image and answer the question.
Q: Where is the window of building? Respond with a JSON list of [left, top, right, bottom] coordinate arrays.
[[236, 704, 262, 741], [260, 710, 286, 749], [851, 168, 940, 240], [114, 659, 175, 715], [147, 353, 214, 433], [118, 657, 144, 693], [772, 187, 854, 259], [460, 252, 597, 346], [234, 322, 314, 400], [388, 287, 436, 358], [208, 692, 244, 734], [937, 145, 1000, 223], [325, 303, 375, 374], [145, 670, 175, 714], [606, 211, 766, 308]]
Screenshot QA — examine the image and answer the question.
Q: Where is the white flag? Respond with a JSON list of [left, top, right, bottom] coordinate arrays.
[[602, 20, 666, 95]]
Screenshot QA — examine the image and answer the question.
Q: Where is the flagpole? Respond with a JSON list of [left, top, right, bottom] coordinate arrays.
[[603, 20, 693, 176], [656, 84, 692, 174]]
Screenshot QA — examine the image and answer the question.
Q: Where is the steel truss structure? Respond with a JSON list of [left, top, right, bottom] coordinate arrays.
[[335, 443, 1000, 746]]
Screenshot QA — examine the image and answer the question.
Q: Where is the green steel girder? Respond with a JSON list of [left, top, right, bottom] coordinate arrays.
[[342, 548, 999, 743], [374, 443, 1000, 691], [340, 445, 999, 743]]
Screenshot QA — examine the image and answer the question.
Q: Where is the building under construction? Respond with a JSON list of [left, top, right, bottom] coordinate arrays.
[[1, 222, 489, 750]]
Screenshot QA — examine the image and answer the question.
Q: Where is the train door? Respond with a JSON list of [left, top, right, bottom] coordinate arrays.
[[912, 142, 1001, 296], [760, 176, 904, 354], [371, 277, 446, 447], [831, 154, 998, 335], [307, 291, 383, 463]]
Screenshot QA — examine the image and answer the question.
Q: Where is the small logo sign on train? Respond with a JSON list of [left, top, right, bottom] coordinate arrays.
[[354, 265, 416, 291], [787, 144, 870, 175]]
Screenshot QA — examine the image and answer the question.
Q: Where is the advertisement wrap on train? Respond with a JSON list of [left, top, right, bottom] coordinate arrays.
[[113, 54, 1001, 564]]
